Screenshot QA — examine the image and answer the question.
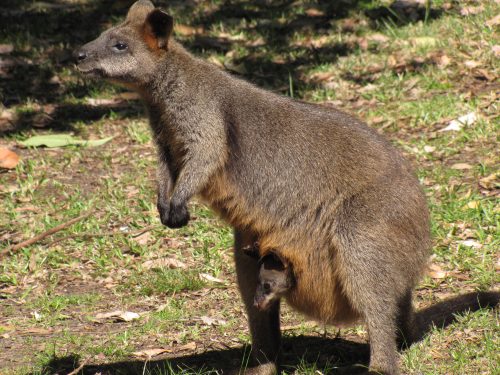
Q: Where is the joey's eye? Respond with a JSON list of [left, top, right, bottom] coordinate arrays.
[[263, 283, 271, 292], [113, 42, 128, 51]]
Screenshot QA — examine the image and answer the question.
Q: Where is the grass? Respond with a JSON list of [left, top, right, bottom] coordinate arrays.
[[0, 0, 499, 374]]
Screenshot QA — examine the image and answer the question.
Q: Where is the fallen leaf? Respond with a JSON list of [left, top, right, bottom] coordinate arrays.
[[163, 237, 185, 249], [436, 54, 451, 67], [143, 257, 187, 270], [177, 342, 197, 351], [460, 5, 484, 16], [479, 173, 499, 190], [451, 163, 473, 170], [464, 60, 481, 69], [491, 44, 500, 57], [200, 316, 227, 326], [20, 134, 114, 148], [439, 112, 476, 132], [132, 348, 170, 359], [132, 231, 152, 246], [305, 8, 325, 17], [463, 201, 480, 210], [427, 263, 448, 279], [0, 147, 19, 169], [423, 145, 435, 153], [458, 239, 482, 249], [0, 44, 14, 54], [310, 71, 335, 83], [475, 69, 496, 81], [199, 273, 225, 284], [368, 33, 389, 43], [486, 14, 500, 27], [23, 327, 52, 335], [175, 24, 204, 36], [95, 310, 141, 322], [411, 37, 437, 47], [86, 98, 121, 106], [118, 92, 140, 100]]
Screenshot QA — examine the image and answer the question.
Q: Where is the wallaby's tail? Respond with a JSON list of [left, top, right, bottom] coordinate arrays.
[[399, 291, 500, 348]]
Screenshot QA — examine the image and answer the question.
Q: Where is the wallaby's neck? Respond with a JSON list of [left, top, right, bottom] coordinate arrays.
[[143, 41, 222, 110]]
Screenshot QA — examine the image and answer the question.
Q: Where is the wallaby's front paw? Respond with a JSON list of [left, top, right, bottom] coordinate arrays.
[[166, 201, 190, 228], [157, 199, 170, 227]]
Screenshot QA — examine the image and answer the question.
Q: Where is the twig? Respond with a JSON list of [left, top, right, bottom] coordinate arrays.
[[1, 211, 93, 259], [46, 224, 162, 247], [66, 358, 89, 375]]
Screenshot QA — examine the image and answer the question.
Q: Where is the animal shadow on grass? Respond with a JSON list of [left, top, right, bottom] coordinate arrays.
[[34, 336, 370, 375]]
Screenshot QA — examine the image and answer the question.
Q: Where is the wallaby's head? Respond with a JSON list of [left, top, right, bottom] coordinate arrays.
[[254, 252, 295, 311], [75, 0, 173, 86]]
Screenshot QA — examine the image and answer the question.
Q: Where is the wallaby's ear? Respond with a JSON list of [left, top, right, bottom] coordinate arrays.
[[144, 9, 174, 49], [126, 0, 155, 24]]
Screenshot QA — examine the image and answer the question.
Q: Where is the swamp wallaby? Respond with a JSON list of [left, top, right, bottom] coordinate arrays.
[[76, 1, 499, 374]]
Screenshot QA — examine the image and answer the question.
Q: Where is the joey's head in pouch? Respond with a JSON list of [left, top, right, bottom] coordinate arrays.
[[75, 0, 173, 86], [254, 252, 295, 311]]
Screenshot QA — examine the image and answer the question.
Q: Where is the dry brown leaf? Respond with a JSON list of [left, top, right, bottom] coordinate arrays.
[[305, 8, 325, 17], [310, 71, 335, 83], [86, 98, 121, 106], [486, 14, 500, 27], [0, 44, 14, 54], [95, 310, 140, 322], [451, 163, 473, 170], [132, 231, 152, 246], [479, 173, 499, 190], [460, 6, 484, 16], [463, 201, 480, 210], [177, 342, 197, 351], [427, 263, 448, 279], [475, 69, 496, 81], [492, 45, 500, 57], [368, 33, 389, 43], [199, 273, 225, 284], [23, 327, 52, 335], [436, 54, 451, 67], [200, 316, 227, 326], [143, 257, 187, 270], [132, 347, 170, 359], [0, 147, 20, 169], [175, 24, 204, 36], [118, 92, 140, 100], [464, 60, 481, 69], [163, 237, 185, 248]]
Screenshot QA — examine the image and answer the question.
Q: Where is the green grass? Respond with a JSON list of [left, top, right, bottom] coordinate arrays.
[[0, 0, 499, 374]]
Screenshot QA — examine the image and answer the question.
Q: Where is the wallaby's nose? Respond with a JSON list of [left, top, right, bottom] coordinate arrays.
[[75, 50, 88, 62]]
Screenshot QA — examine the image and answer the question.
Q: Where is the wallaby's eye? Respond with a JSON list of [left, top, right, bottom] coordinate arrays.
[[113, 42, 128, 51], [263, 283, 271, 292]]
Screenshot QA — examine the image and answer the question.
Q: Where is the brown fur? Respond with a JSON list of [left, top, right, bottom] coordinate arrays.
[[76, 2, 499, 374]]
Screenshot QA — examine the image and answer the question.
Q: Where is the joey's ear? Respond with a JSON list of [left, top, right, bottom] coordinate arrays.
[[127, 0, 155, 24], [144, 9, 174, 49]]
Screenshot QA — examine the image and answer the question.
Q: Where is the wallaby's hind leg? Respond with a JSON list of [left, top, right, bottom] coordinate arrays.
[[338, 248, 405, 375], [234, 229, 280, 374]]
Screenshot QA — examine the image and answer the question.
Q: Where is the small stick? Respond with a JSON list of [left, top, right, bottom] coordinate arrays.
[[66, 358, 88, 375], [1, 211, 93, 258], [46, 224, 162, 247]]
